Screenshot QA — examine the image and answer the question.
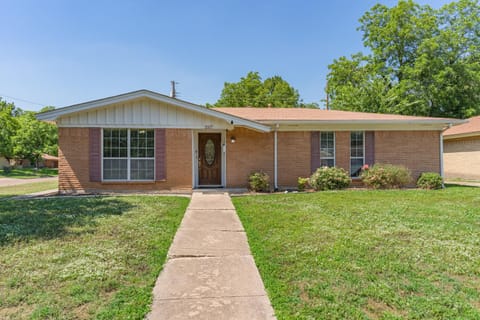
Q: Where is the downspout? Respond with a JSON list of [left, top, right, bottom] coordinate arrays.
[[274, 125, 278, 191], [440, 125, 449, 188]]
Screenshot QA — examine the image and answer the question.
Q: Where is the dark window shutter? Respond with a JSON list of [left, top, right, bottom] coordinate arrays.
[[89, 128, 102, 182], [365, 131, 375, 165], [155, 129, 166, 180], [311, 131, 320, 173]]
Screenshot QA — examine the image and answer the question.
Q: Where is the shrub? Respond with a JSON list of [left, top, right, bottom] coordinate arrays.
[[361, 163, 412, 189], [297, 177, 309, 191], [309, 167, 351, 191], [2, 166, 12, 175], [248, 171, 270, 192], [417, 172, 443, 189]]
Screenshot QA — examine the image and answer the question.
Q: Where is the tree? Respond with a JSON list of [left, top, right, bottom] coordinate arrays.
[[212, 71, 317, 108], [0, 99, 20, 161], [327, 0, 480, 118], [12, 110, 58, 167]]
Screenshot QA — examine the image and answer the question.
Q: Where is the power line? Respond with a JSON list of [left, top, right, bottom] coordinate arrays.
[[0, 93, 47, 106]]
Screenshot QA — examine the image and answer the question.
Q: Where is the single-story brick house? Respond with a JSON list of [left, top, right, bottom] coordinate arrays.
[[443, 116, 480, 180], [37, 89, 463, 193]]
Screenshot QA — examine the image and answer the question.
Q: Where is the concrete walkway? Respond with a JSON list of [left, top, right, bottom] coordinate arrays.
[[0, 176, 57, 187], [147, 192, 276, 320]]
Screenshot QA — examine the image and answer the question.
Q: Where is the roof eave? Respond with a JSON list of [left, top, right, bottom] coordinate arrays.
[[443, 131, 480, 140], [36, 90, 270, 132]]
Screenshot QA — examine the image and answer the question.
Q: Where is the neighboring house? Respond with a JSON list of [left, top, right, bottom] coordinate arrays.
[[443, 116, 480, 180], [37, 89, 462, 193], [40, 154, 59, 168]]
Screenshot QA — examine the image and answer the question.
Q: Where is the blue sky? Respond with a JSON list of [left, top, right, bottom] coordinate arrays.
[[1, 0, 452, 111]]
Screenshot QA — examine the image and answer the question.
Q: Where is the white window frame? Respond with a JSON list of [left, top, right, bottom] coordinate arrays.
[[101, 128, 155, 182], [350, 131, 365, 177], [320, 131, 336, 167]]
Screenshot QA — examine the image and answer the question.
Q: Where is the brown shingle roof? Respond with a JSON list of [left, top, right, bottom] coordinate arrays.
[[443, 116, 480, 137], [213, 107, 456, 122]]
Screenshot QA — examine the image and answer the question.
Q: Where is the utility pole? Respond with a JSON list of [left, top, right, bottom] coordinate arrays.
[[170, 81, 178, 98]]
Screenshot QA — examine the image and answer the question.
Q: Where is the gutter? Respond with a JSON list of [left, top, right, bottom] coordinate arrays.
[[257, 119, 467, 126]]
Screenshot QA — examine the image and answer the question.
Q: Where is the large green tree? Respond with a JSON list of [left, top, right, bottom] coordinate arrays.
[[327, 0, 480, 118], [212, 71, 317, 108], [0, 99, 20, 161], [12, 110, 58, 167]]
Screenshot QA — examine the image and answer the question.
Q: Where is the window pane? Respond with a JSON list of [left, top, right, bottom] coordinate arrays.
[[131, 159, 154, 180], [350, 158, 364, 177], [130, 129, 154, 158], [320, 159, 335, 167], [350, 131, 364, 157], [320, 132, 335, 164], [104, 129, 128, 159], [103, 159, 128, 180]]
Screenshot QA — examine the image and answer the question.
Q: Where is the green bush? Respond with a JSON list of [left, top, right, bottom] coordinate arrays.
[[417, 172, 443, 189], [309, 167, 351, 191], [361, 163, 412, 189], [297, 177, 309, 191], [248, 171, 270, 192], [2, 166, 12, 175]]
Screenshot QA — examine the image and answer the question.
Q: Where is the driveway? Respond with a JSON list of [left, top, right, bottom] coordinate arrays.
[[0, 177, 58, 187]]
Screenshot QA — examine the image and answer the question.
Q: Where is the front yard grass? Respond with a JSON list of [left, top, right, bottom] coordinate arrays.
[[0, 180, 59, 200], [233, 186, 480, 319], [0, 168, 58, 179], [0, 195, 189, 319]]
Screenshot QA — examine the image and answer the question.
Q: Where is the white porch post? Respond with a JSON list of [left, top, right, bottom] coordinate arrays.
[[440, 131, 444, 188], [274, 127, 278, 191]]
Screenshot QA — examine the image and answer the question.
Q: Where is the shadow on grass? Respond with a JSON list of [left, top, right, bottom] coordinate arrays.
[[444, 183, 479, 189], [0, 197, 133, 246], [0, 168, 58, 178]]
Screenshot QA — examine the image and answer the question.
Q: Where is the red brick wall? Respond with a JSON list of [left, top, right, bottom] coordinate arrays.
[[374, 130, 440, 180], [226, 127, 274, 188], [335, 131, 351, 175], [59, 127, 442, 192], [58, 127, 192, 193], [277, 131, 311, 187]]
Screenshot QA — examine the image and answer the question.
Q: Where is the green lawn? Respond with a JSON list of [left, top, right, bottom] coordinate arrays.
[[0, 195, 189, 319], [233, 186, 480, 319], [0, 168, 58, 179], [0, 180, 59, 200]]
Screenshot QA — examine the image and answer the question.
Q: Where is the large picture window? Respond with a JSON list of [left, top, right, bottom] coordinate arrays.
[[320, 132, 335, 167], [103, 129, 154, 181], [350, 131, 364, 177]]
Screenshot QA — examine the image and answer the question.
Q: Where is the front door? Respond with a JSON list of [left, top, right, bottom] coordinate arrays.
[[198, 133, 222, 186]]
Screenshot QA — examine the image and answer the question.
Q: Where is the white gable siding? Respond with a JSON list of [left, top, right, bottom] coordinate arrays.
[[57, 98, 233, 129]]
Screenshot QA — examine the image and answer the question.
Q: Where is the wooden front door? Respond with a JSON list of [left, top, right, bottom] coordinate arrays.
[[198, 133, 222, 186]]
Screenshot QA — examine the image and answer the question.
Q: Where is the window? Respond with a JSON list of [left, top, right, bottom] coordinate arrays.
[[350, 131, 364, 177], [320, 132, 335, 167], [103, 129, 154, 181]]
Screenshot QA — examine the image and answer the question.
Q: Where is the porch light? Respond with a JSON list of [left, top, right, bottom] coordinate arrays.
[[230, 136, 236, 143]]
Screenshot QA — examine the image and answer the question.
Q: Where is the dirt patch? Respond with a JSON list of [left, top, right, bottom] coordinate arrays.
[[0, 305, 33, 319], [72, 303, 93, 319], [363, 298, 405, 319], [297, 282, 310, 302]]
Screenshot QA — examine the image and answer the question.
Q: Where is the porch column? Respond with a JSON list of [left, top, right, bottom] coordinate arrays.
[[274, 126, 278, 191]]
